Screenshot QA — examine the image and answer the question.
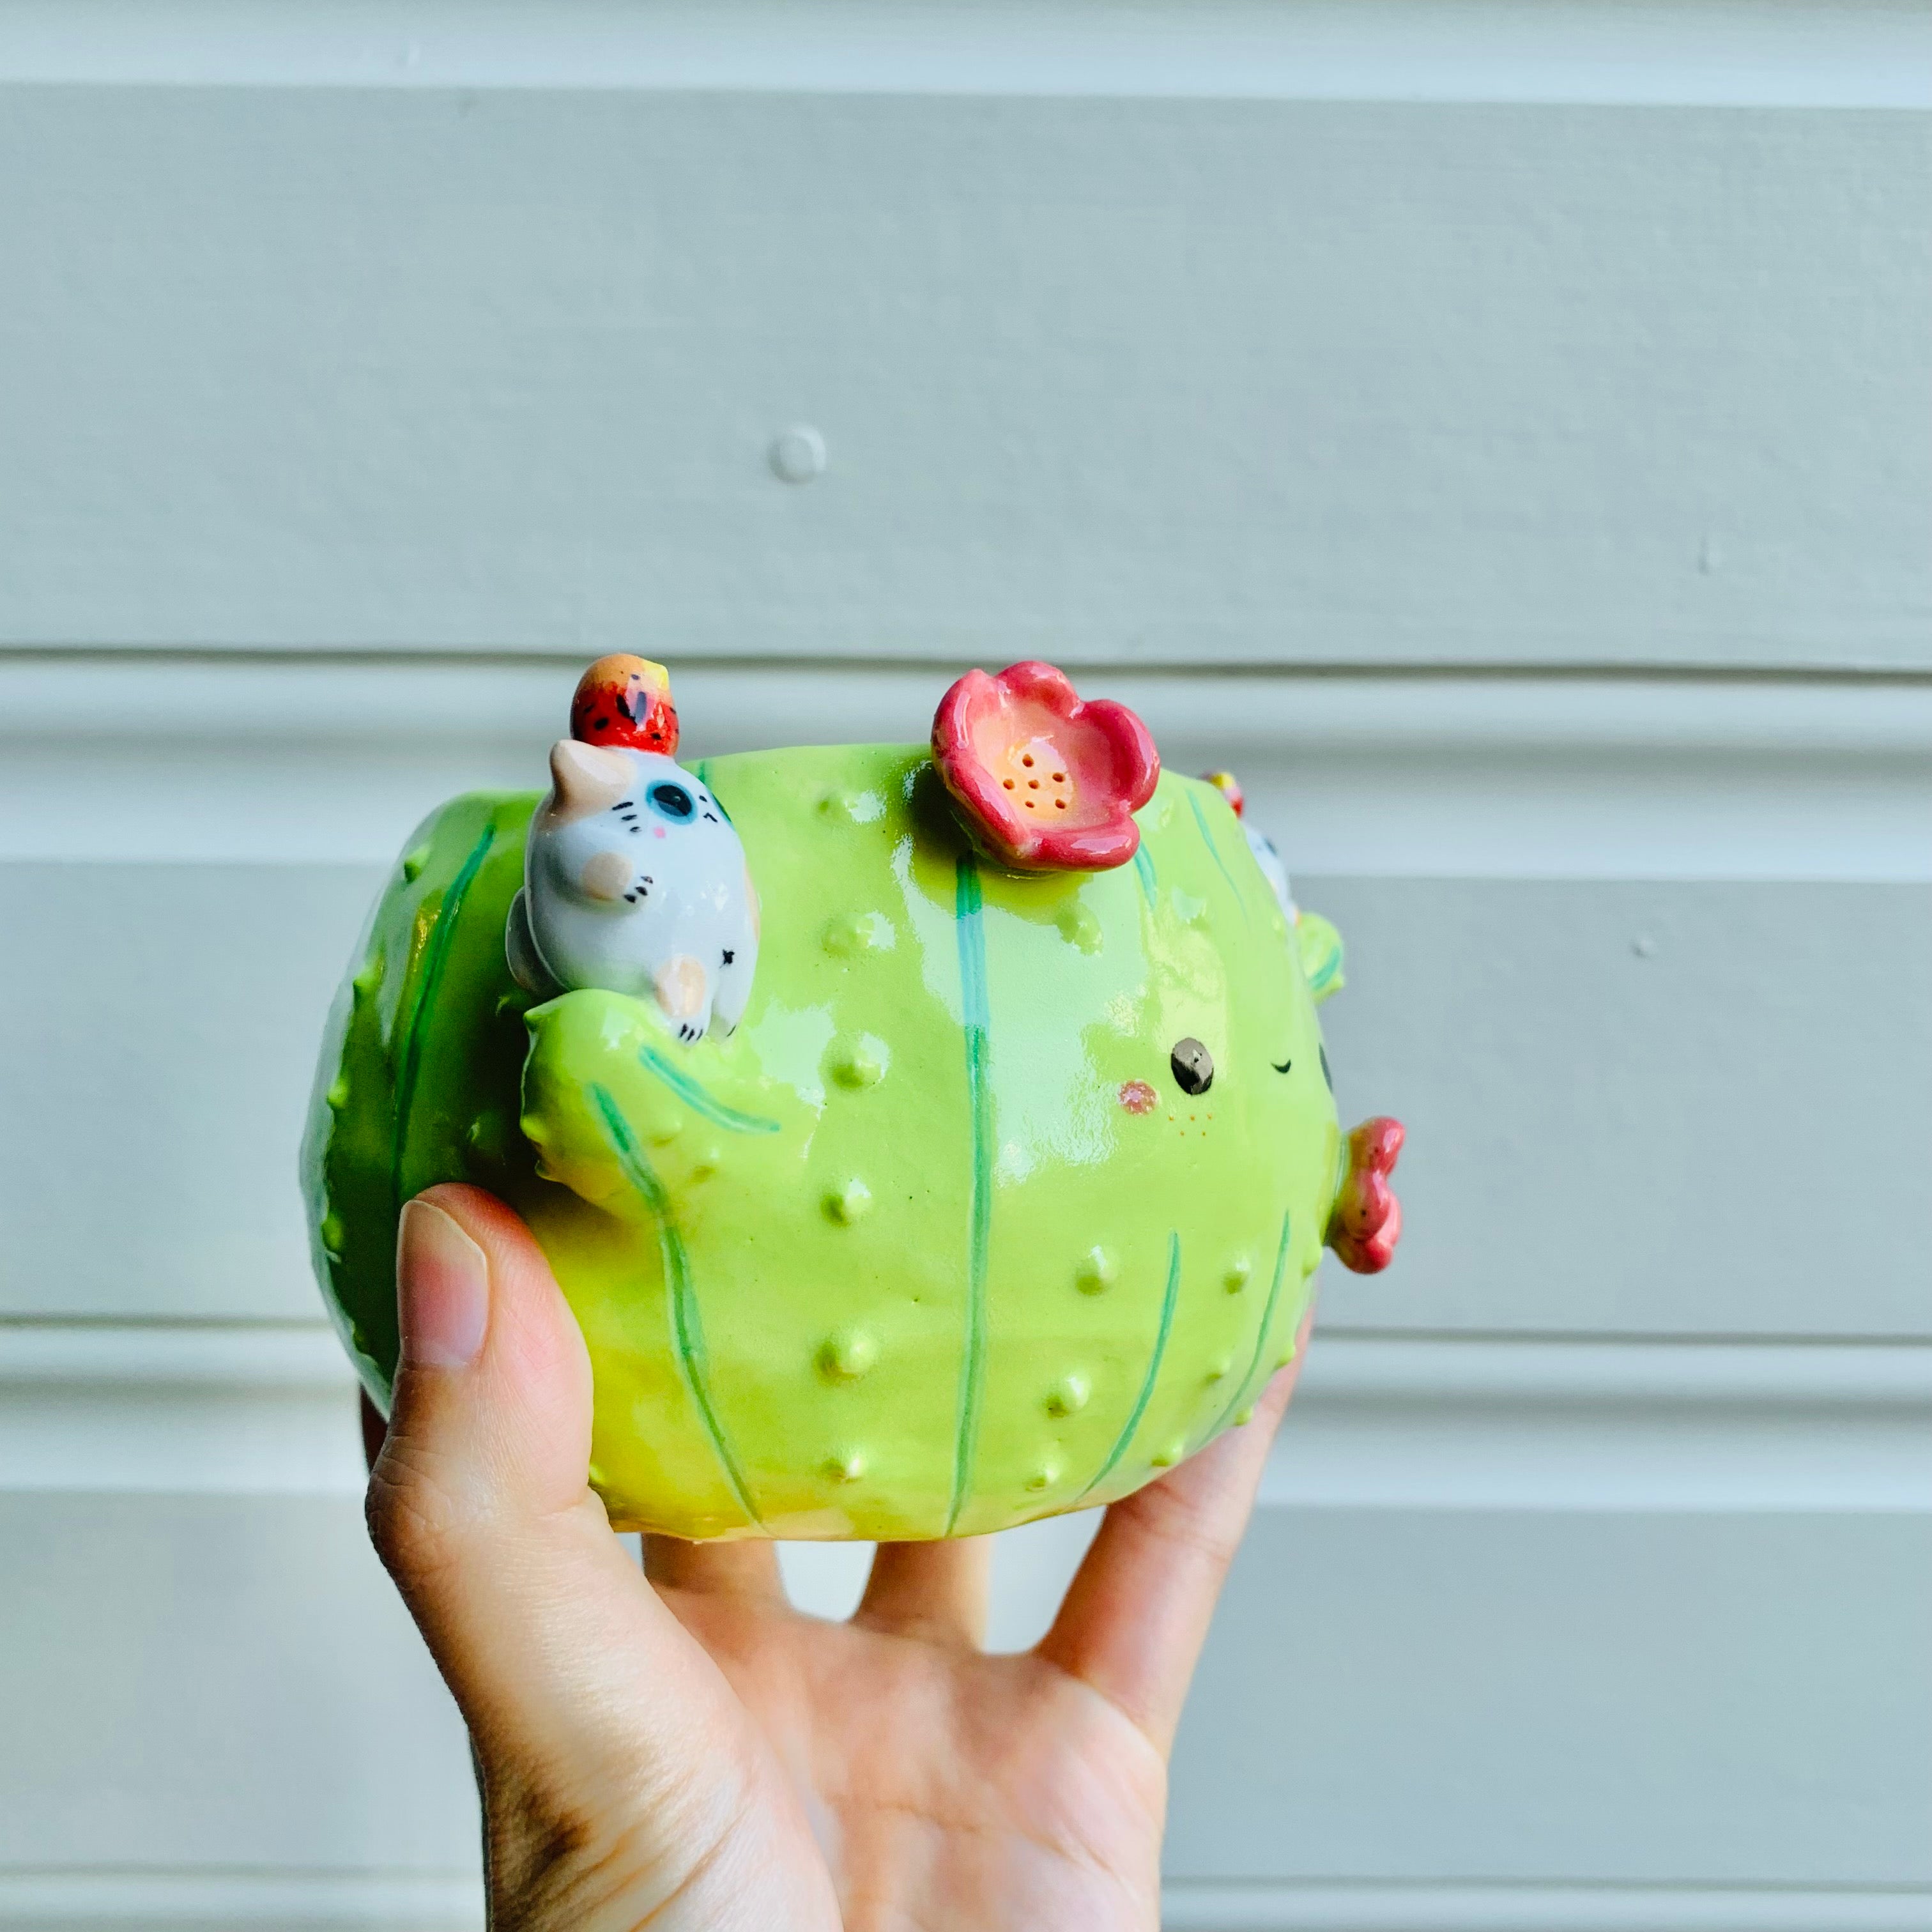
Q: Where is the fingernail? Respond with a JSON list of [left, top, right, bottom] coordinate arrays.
[[397, 1199, 489, 1368]]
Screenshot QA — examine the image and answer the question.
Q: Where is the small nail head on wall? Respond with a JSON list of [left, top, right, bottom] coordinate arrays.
[[770, 424, 827, 484]]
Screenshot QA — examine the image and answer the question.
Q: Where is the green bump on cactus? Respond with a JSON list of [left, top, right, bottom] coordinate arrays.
[[818, 1329, 878, 1383], [302, 749, 1349, 1540], [818, 788, 885, 825], [832, 1037, 889, 1088], [1045, 1371, 1091, 1418], [825, 1179, 873, 1223], [1075, 1247, 1118, 1296], [822, 911, 893, 956]]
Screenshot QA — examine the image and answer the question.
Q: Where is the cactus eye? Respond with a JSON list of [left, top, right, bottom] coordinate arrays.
[[1170, 1038, 1213, 1096], [647, 782, 694, 823]]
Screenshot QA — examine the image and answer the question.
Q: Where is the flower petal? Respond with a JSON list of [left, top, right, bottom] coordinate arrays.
[[931, 661, 1159, 871]]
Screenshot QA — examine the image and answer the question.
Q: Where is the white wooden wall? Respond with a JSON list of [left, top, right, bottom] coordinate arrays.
[[3, 6, 1929, 1928]]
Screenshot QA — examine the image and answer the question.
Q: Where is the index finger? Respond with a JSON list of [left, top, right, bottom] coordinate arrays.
[[1032, 1312, 1311, 1752]]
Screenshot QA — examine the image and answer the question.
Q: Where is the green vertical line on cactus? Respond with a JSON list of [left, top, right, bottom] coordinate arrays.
[[1187, 789, 1250, 924], [636, 1043, 781, 1135], [1208, 1208, 1294, 1439], [390, 814, 497, 1216], [592, 1083, 762, 1527], [945, 852, 994, 1536], [1080, 1230, 1183, 1500], [1132, 843, 1157, 908]]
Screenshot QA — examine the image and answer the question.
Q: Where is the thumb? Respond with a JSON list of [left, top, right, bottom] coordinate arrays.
[[366, 1184, 711, 1786]]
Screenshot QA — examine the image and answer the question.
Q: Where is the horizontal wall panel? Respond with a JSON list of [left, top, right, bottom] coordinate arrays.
[[8, 1322, 1925, 1517], [1167, 1508, 1932, 1887], [5, 1489, 1924, 1890], [14, 1309, 1918, 1489], [5, 862, 1924, 1333], [1262, 1334, 1932, 1514], [0, 1324, 370, 1496], [0, 1494, 480, 1874], [1312, 874, 1932, 1337], [4, 1, 1929, 108], [0, 91, 1925, 668], [9, 1331, 1925, 1893], [6, 660, 1931, 880], [0, 865, 376, 1320]]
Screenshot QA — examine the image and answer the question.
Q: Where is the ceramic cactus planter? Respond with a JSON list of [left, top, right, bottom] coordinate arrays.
[[302, 663, 1401, 1540]]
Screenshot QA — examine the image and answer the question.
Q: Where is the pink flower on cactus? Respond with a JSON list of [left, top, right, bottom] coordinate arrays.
[[931, 661, 1160, 871], [1327, 1117, 1405, 1273]]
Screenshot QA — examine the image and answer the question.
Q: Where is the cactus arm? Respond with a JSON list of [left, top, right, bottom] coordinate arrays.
[[1297, 912, 1346, 1004]]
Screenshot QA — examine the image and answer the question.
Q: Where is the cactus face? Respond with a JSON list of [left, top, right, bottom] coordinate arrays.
[[303, 744, 1343, 1540]]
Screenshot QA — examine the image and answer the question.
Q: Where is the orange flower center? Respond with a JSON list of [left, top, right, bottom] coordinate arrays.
[[985, 732, 1075, 815]]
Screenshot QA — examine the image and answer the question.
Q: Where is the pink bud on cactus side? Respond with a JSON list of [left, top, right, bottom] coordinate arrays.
[[1327, 1117, 1405, 1273]]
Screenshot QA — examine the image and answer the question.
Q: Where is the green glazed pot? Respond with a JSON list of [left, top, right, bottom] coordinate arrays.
[[303, 742, 1368, 1540]]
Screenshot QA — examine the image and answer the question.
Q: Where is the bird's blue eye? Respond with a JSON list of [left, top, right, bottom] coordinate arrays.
[[647, 782, 694, 822]]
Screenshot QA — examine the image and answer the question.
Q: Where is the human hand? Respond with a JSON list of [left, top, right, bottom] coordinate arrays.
[[365, 1183, 1308, 1931]]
